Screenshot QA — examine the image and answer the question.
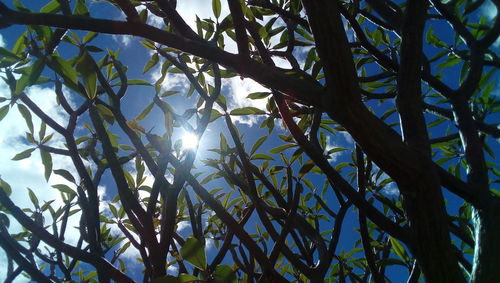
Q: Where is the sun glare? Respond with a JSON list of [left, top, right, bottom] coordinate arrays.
[[181, 132, 199, 150]]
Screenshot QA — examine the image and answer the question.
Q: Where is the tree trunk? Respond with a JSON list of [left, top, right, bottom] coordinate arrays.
[[400, 171, 466, 283], [301, 1, 466, 281], [471, 197, 500, 282]]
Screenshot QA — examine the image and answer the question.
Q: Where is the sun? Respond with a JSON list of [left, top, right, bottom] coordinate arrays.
[[181, 132, 199, 150]]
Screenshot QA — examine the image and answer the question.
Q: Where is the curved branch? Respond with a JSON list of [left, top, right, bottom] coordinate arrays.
[[0, 187, 134, 283]]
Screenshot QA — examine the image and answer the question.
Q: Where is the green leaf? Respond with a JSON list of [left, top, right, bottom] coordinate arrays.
[[140, 41, 156, 50], [213, 265, 237, 283], [13, 0, 28, 10], [17, 104, 34, 134], [304, 48, 316, 70], [251, 153, 274, 160], [126, 79, 151, 86], [40, 149, 53, 181], [0, 178, 12, 196], [178, 274, 199, 282], [41, 133, 53, 146], [247, 92, 271, 100], [269, 143, 296, 154], [139, 8, 148, 23], [299, 160, 315, 178], [0, 47, 20, 60], [83, 32, 98, 44], [54, 169, 76, 184], [250, 135, 268, 155], [216, 95, 227, 111], [0, 105, 9, 122], [52, 184, 76, 195], [12, 148, 36, 160], [427, 117, 446, 128], [76, 52, 97, 99], [74, 0, 89, 16], [389, 236, 410, 262], [39, 121, 46, 141], [426, 26, 447, 48], [209, 109, 222, 122], [378, 258, 407, 267], [51, 55, 78, 87], [12, 33, 26, 55], [27, 188, 39, 208], [181, 237, 206, 270], [109, 203, 118, 218], [327, 147, 346, 154], [117, 242, 131, 257], [96, 104, 115, 124], [135, 102, 154, 121], [160, 91, 180, 97], [151, 276, 182, 283], [230, 107, 266, 115], [0, 213, 10, 229], [15, 59, 45, 94], [437, 56, 461, 69], [85, 45, 104, 53], [143, 53, 159, 74], [0, 57, 19, 68], [212, 0, 221, 18], [40, 0, 61, 13]]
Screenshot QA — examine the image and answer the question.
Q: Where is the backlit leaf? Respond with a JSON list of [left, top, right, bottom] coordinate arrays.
[[250, 135, 268, 155], [27, 188, 39, 208], [389, 236, 410, 262], [17, 104, 34, 134], [40, 0, 60, 13], [212, 0, 221, 18], [230, 107, 266, 115], [12, 148, 36, 161], [54, 169, 76, 184], [213, 265, 237, 283], [181, 237, 206, 270], [40, 149, 53, 181], [299, 160, 315, 179], [0, 105, 9, 122]]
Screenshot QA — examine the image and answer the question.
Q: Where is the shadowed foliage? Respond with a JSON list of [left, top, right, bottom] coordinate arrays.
[[0, 0, 498, 282]]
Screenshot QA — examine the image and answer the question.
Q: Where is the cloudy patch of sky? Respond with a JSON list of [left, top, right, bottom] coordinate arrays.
[[0, 35, 104, 281], [113, 0, 313, 126], [481, 0, 499, 47], [0, 34, 5, 48], [0, 76, 84, 281]]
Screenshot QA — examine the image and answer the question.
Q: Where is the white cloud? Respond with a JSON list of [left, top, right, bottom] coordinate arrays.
[[324, 136, 345, 163], [0, 80, 85, 281], [0, 34, 5, 47], [382, 182, 400, 196], [112, 34, 133, 47], [481, 0, 498, 21], [369, 164, 400, 196], [339, 131, 354, 146], [225, 77, 269, 126], [480, 0, 500, 48], [151, 60, 191, 91], [176, 0, 230, 31]]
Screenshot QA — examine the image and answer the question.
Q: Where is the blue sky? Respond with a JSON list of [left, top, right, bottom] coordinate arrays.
[[0, 0, 498, 282]]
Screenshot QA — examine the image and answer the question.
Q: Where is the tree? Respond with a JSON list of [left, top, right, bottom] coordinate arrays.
[[0, 0, 498, 282]]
